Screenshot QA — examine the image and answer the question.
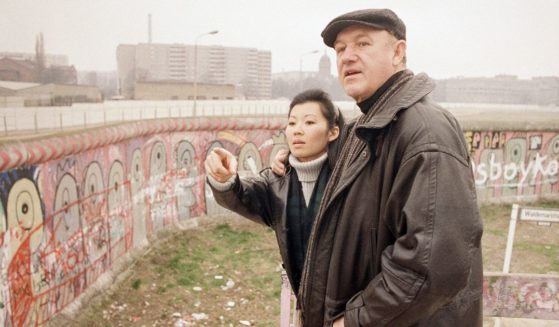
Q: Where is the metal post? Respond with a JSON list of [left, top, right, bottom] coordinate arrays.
[[193, 42, 198, 116], [3, 116, 7, 136], [193, 30, 219, 117], [502, 203, 520, 273], [59, 112, 63, 130], [83, 111, 87, 128], [103, 108, 107, 125], [34, 113, 38, 133], [299, 50, 319, 92]]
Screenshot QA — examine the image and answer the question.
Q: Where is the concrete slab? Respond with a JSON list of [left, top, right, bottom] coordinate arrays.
[[484, 317, 559, 327]]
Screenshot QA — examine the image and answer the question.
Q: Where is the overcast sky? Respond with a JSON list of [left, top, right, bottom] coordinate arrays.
[[1, 0, 558, 79]]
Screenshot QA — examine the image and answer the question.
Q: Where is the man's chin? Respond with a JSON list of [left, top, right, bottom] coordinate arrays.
[[344, 88, 362, 102]]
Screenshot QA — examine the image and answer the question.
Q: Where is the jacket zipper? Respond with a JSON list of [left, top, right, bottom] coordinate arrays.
[[298, 196, 327, 318]]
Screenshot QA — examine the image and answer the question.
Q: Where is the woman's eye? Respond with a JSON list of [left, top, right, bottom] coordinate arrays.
[[288, 121, 295, 126]]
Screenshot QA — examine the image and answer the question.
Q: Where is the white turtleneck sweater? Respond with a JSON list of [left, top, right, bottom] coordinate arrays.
[[289, 152, 328, 206]]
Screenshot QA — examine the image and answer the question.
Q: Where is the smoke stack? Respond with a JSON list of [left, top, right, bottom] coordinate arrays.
[[148, 14, 152, 43]]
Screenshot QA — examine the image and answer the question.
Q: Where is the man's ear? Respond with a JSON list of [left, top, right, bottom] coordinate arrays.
[[328, 126, 340, 141], [393, 40, 407, 66]]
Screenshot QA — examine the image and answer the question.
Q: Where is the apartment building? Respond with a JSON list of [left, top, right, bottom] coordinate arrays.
[[117, 43, 271, 100]]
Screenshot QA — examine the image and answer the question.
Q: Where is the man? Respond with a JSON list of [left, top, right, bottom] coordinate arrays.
[[285, 9, 483, 326]]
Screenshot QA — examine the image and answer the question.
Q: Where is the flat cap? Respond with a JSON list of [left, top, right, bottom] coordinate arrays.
[[321, 9, 406, 48]]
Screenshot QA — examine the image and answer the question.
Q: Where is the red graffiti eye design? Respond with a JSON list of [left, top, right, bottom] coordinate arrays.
[[14, 189, 36, 230], [62, 188, 71, 214]]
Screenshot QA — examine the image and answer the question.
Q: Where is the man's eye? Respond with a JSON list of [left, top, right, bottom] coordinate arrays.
[[288, 121, 295, 126]]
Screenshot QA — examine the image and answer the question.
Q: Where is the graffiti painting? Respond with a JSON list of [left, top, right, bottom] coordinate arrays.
[[469, 131, 559, 200]]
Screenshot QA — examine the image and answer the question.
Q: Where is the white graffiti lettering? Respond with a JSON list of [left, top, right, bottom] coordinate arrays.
[[473, 153, 559, 186]]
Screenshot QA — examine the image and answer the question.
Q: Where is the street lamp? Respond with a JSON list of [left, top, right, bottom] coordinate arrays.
[[299, 50, 319, 92], [193, 30, 219, 116]]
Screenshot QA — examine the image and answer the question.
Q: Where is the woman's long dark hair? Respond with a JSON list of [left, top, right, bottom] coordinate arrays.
[[289, 89, 344, 129]]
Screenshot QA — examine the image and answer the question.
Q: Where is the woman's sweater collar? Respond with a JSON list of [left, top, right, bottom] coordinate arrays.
[[288, 152, 327, 182]]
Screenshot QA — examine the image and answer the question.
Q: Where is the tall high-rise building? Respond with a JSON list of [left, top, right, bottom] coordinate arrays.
[[116, 43, 271, 99]]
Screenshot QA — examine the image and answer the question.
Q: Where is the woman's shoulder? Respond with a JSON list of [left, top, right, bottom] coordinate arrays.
[[260, 166, 291, 183]]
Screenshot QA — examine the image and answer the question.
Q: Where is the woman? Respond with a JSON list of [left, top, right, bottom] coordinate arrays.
[[204, 89, 343, 296]]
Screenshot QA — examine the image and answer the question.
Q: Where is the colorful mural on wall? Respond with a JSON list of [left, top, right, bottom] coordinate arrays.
[[466, 131, 559, 201], [0, 118, 556, 326], [0, 118, 287, 326], [484, 274, 559, 320]]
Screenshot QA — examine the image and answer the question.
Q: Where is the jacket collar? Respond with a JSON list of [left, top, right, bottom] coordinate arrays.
[[357, 72, 435, 130], [357, 70, 405, 114]]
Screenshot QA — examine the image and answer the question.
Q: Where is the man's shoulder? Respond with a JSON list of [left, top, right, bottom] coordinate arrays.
[[402, 96, 457, 127], [396, 98, 467, 152]]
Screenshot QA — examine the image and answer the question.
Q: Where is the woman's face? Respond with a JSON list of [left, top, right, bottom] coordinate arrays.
[[286, 102, 339, 162]]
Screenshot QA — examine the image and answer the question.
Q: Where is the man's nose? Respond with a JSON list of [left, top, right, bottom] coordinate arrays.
[[340, 46, 357, 63]]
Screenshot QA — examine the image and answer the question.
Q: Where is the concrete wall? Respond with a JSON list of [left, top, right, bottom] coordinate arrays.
[[468, 130, 559, 202], [484, 273, 559, 320], [0, 117, 287, 326], [0, 116, 556, 325]]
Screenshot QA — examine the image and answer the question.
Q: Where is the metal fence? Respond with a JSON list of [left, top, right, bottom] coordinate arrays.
[[0, 100, 360, 136], [3, 100, 554, 137]]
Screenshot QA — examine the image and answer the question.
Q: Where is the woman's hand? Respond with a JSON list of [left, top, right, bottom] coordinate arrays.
[[204, 147, 238, 182], [271, 149, 289, 176]]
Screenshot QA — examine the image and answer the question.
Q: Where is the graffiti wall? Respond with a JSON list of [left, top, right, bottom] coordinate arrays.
[[483, 274, 559, 320], [466, 131, 559, 201], [0, 118, 288, 326], [0, 117, 556, 326]]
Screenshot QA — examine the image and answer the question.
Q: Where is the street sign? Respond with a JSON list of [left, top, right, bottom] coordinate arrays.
[[502, 204, 559, 273], [520, 208, 559, 223]]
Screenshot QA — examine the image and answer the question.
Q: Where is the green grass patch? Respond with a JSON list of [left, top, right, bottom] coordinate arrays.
[[514, 242, 559, 272], [67, 202, 559, 327], [131, 278, 142, 290], [212, 223, 259, 245]]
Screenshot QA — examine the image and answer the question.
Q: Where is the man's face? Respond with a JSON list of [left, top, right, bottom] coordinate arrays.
[[334, 25, 403, 102]]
